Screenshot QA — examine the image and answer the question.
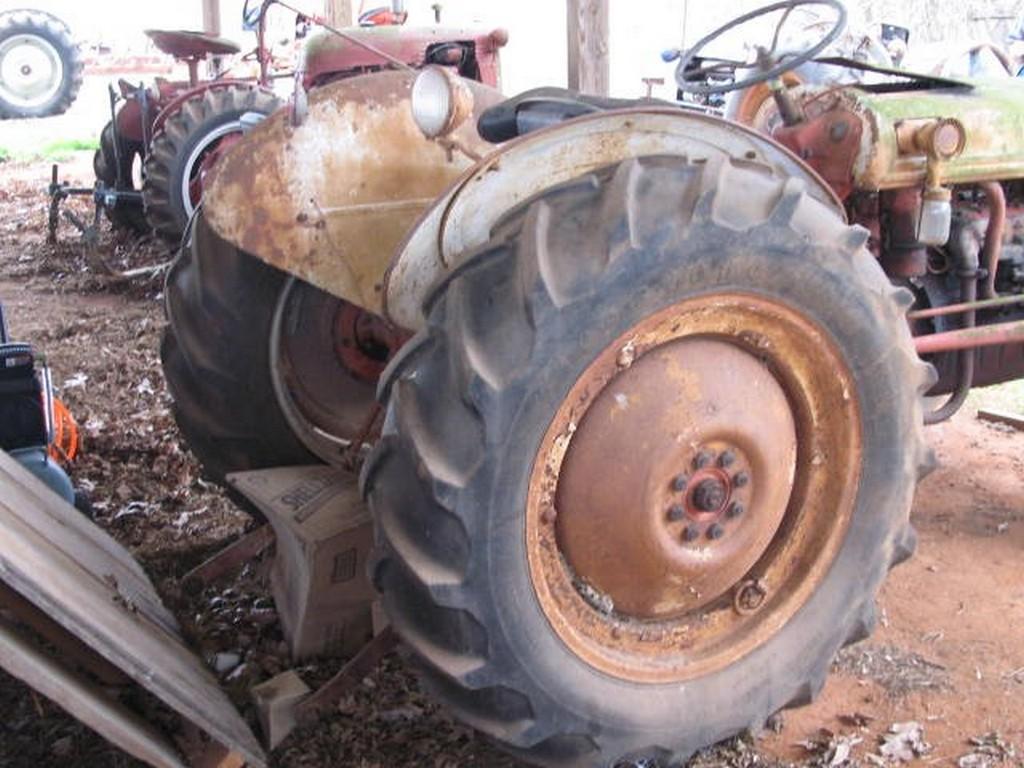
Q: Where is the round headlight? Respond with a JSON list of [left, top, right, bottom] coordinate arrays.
[[411, 66, 473, 139]]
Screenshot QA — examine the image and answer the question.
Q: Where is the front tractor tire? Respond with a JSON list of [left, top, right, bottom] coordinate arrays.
[[365, 156, 934, 766], [161, 211, 388, 486], [143, 85, 281, 242]]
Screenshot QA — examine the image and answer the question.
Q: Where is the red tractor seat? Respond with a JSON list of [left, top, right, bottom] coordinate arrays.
[[144, 30, 241, 60]]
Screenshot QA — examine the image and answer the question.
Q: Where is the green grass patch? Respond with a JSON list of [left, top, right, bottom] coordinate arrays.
[[3, 138, 99, 162], [36, 138, 99, 159]]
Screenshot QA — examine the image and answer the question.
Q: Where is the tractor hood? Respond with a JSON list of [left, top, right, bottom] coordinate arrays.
[[302, 27, 507, 89], [202, 70, 503, 314]]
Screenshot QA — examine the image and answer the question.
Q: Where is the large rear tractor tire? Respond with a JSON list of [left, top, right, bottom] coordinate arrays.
[[0, 9, 82, 119], [143, 85, 281, 242], [162, 211, 390, 486], [93, 120, 149, 233], [364, 156, 935, 766]]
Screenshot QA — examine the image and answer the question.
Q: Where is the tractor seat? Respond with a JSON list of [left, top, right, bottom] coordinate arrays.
[[144, 29, 241, 60]]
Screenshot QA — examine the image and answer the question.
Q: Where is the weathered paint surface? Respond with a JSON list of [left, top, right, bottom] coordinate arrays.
[[384, 108, 843, 330], [841, 80, 1024, 189], [203, 70, 502, 314]]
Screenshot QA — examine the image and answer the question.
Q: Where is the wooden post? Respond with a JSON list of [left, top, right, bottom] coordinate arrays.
[[201, 0, 221, 36], [324, 0, 354, 28], [567, 0, 610, 96]]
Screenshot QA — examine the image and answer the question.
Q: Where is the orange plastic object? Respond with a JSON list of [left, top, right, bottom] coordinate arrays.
[[48, 397, 80, 463]]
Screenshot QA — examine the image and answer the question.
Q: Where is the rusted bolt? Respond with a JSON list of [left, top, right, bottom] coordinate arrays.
[[667, 504, 685, 522], [726, 501, 744, 519], [692, 478, 727, 512], [707, 523, 724, 540], [718, 450, 736, 468], [733, 471, 749, 488], [682, 525, 700, 542], [693, 450, 714, 469], [671, 474, 688, 492], [733, 579, 768, 615]]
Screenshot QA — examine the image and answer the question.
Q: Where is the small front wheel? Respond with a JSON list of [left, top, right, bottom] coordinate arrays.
[[143, 85, 281, 242]]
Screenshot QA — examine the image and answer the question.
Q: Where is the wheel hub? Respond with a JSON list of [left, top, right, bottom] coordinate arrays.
[[555, 337, 797, 620], [526, 293, 862, 683]]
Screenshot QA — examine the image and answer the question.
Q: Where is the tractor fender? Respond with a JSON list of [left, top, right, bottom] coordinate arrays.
[[202, 69, 503, 314], [383, 107, 844, 331]]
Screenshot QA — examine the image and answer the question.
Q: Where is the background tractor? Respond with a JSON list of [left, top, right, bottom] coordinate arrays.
[[92, 0, 505, 241], [162, 0, 1024, 765]]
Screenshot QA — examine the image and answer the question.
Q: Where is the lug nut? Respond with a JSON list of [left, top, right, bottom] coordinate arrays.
[[667, 504, 685, 522], [707, 523, 724, 540], [671, 474, 688, 492], [733, 579, 769, 615], [682, 525, 700, 542], [693, 450, 714, 469], [733, 471, 749, 488], [718, 450, 736, 468], [726, 501, 744, 519]]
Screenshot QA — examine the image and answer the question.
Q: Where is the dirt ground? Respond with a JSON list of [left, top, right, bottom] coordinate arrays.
[[0, 154, 1022, 768]]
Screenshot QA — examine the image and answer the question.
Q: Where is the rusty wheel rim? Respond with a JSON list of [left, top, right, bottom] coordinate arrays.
[[526, 293, 862, 683], [270, 278, 392, 462]]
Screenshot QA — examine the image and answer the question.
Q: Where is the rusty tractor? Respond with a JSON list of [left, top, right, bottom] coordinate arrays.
[[158, 0, 1024, 764], [88, 0, 505, 242]]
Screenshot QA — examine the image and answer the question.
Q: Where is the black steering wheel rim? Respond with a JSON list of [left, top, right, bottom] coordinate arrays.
[[674, 0, 847, 96]]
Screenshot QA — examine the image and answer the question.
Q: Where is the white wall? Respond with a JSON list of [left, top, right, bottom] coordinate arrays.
[[2, 0, 1019, 97]]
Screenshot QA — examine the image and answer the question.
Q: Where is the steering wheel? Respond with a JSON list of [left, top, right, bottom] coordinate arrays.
[[674, 0, 847, 96], [242, 0, 267, 31]]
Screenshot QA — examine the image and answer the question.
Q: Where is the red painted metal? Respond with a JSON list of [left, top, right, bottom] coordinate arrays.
[[914, 318, 1024, 354], [771, 107, 862, 200], [909, 294, 1024, 320], [978, 181, 1006, 299], [302, 27, 506, 89]]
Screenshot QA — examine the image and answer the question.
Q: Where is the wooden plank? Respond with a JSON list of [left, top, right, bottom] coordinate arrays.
[[977, 408, 1024, 431], [0, 619, 187, 768], [202, 0, 221, 36], [182, 524, 274, 588], [324, 0, 353, 28], [0, 451, 266, 767], [567, 0, 610, 96]]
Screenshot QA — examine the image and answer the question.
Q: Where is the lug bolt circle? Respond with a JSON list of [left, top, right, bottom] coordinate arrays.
[[682, 525, 700, 542], [693, 450, 714, 469], [671, 474, 688, 492], [718, 450, 736, 468], [726, 501, 744, 519], [707, 523, 725, 540], [733, 471, 750, 488], [667, 504, 685, 522]]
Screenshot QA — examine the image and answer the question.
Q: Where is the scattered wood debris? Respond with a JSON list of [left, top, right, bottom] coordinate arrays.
[[832, 643, 950, 697]]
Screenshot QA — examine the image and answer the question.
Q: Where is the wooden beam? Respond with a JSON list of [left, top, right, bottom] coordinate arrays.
[[567, 0, 610, 96], [324, 0, 354, 28], [201, 0, 221, 36]]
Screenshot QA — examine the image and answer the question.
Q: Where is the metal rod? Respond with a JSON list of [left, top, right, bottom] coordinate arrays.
[[909, 293, 1024, 320], [914, 318, 1024, 355], [0, 300, 8, 344]]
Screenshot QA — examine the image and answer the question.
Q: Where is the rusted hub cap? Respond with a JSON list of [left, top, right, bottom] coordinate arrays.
[[556, 338, 797, 619], [526, 293, 861, 683]]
